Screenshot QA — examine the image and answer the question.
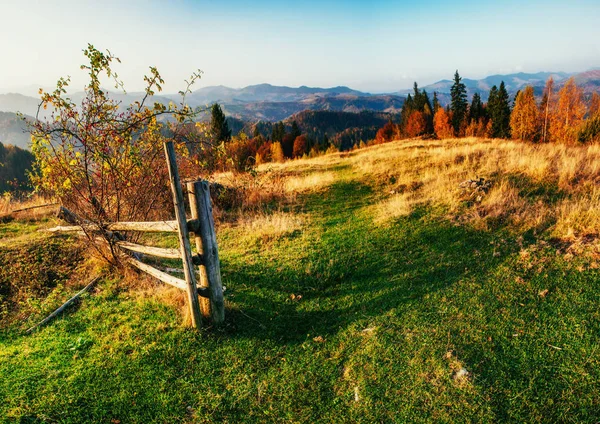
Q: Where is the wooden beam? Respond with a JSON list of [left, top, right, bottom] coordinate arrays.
[[48, 219, 198, 234], [188, 180, 225, 325], [117, 241, 181, 259], [126, 257, 209, 298], [107, 221, 178, 233], [26, 276, 100, 333], [127, 257, 187, 291], [164, 141, 203, 328]]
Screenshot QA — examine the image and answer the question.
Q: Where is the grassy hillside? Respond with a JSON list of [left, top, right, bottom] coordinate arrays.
[[1, 138, 600, 422]]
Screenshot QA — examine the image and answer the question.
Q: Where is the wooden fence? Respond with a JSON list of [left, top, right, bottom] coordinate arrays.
[[49, 141, 224, 328]]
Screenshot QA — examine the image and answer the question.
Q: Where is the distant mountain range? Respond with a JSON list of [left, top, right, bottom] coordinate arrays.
[[402, 71, 573, 99], [1, 69, 598, 149]]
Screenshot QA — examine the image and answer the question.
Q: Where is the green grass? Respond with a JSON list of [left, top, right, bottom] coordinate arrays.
[[1, 166, 600, 423]]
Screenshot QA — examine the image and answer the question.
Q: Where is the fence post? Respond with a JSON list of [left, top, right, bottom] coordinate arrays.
[[164, 141, 203, 328], [187, 180, 225, 325]]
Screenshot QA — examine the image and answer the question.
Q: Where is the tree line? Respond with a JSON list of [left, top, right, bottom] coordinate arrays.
[[376, 71, 600, 144]]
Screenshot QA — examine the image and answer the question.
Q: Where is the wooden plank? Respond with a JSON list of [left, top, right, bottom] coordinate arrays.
[[127, 257, 187, 291], [47, 219, 198, 234], [127, 256, 208, 299], [188, 180, 225, 325], [107, 220, 178, 233], [46, 225, 84, 233], [164, 141, 203, 328], [117, 241, 181, 259], [26, 276, 100, 333]]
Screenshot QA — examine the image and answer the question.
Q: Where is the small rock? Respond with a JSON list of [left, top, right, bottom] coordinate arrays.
[[453, 367, 469, 381]]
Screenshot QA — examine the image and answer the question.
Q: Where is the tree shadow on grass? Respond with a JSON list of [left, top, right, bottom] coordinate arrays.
[[221, 179, 519, 344]]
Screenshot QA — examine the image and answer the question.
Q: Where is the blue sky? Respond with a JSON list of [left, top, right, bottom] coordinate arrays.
[[0, 0, 598, 94]]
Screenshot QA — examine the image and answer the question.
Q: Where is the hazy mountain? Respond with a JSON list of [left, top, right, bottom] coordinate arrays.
[[0, 112, 32, 150], [0, 94, 42, 118], [399, 71, 576, 102], [186, 83, 368, 105], [217, 93, 404, 122]]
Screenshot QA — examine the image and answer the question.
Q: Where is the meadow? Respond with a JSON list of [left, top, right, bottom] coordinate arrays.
[[1, 137, 600, 423]]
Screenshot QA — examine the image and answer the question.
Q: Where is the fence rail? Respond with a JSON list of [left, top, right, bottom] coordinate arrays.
[[48, 141, 225, 328]]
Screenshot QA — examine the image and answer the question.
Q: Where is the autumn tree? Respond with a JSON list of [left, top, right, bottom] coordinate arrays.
[[292, 135, 308, 158], [539, 77, 555, 143], [210, 103, 231, 142], [450, 70, 468, 136], [405, 111, 426, 138], [271, 141, 285, 162], [434, 108, 454, 139], [550, 77, 586, 143], [510, 86, 539, 141], [588, 92, 600, 117], [27, 44, 201, 263], [375, 120, 397, 143]]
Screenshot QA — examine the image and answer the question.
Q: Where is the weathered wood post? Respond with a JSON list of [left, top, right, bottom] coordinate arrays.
[[164, 141, 203, 328], [187, 180, 225, 325]]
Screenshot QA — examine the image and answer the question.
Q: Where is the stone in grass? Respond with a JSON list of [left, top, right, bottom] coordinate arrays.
[[453, 367, 470, 382]]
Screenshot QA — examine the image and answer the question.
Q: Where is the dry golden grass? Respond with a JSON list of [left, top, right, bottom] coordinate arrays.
[[0, 194, 57, 221], [235, 211, 305, 241], [284, 171, 337, 193], [250, 137, 600, 242]]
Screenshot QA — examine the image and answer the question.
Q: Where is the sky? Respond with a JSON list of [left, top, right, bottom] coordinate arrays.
[[0, 0, 599, 95]]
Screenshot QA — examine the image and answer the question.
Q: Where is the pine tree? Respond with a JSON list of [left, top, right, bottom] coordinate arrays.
[[433, 92, 441, 114], [450, 70, 468, 136], [468, 93, 484, 122], [210, 103, 231, 142], [488, 82, 511, 138], [510, 86, 539, 141], [291, 121, 301, 140], [253, 125, 261, 138]]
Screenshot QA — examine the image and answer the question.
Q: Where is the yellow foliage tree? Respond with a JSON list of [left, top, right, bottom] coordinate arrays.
[[550, 77, 586, 143], [271, 141, 285, 163], [510, 86, 539, 141]]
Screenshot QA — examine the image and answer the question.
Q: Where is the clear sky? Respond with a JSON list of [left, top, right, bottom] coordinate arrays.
[[0, 0, 598, 95]]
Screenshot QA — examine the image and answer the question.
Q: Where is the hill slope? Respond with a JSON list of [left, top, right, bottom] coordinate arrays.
[[1, 138, 600, 422]]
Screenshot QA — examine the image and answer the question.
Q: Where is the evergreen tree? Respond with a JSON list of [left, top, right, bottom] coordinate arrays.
[[253, 125, 261, 138], [488, 82, 511, 138], [432, 92, 441, 114], [450, 70, 468, 135], [210, 103, 231, 142], [291, 121, 301, 140], [468, 93, 485, 122]]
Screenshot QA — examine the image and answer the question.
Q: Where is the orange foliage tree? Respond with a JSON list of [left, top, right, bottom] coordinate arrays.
[[434, 108, 454, 139], [405, 111, 426, 138], [375, 120, 397, 144], [550, 77, 586, 143], [510, 86, 540, 141], [589, 92, 600, 117], [292, 135, 308, 158]]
